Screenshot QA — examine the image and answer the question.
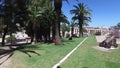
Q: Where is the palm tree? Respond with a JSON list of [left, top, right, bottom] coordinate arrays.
[[54, 0, 62, 45], [28, 0, 47, 44], [42, 3, 55, 42], [53, 0, 79, 45], [70, 20, 78, 37], [60, 13, 69, 37], [0, 16, 4, 37], [70, 3, 91, 37], [0, 0, 30, 45], [61, 23, 70, 37], [0, 0, 15, 45]]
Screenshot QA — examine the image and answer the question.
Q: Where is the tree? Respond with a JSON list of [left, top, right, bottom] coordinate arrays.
[[61, 23, 70, 37], [42, 3, 55, 43], [54, 0, 62, 45], [70, 3, 91, 37], [70, 20, 78, 37], [0, 16, 4, 37], [27, 0, 48, 44], [0, 0, 30, 45], [0, 0, 16, 45], [53, 0, 74, 45]]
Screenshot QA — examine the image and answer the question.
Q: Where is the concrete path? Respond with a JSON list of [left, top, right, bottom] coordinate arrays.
[[0, 54, 11, 68], [116, 39, 120, 44], [95, 35, 106, 42]]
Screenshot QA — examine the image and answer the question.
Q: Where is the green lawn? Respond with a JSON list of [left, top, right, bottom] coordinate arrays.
[[61, 36, 120, 68], [9, 37, 85, 68]]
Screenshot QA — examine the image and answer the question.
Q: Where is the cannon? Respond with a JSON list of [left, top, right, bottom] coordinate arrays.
[[99, 36, 118, 48]]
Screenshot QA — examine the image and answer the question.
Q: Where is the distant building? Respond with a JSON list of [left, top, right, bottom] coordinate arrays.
[[110, 26, 120, 38], [85, 26, 109, 35], [0, 30, 31, 43], [68, 26, 110, 37]]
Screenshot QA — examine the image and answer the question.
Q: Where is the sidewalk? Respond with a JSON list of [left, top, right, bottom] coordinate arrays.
[[0, 54, 11, 68], [95, 35, 106, 42]]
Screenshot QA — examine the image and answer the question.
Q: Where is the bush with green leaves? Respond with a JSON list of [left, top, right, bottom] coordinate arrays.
[[66, 33, 70, 38], [95, 31, 101, 35], [6, 35, 16, 43]]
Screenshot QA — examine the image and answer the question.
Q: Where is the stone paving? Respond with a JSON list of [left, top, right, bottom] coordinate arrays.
[[95, 35, 106, 42], [0, 54, 11, 68]]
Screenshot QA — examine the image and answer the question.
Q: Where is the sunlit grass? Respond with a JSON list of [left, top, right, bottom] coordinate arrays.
[[61, 36, 120, 68], [10, 37, 85, 68]]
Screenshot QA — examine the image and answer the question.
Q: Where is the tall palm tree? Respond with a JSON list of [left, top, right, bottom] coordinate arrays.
[[53, 0, 79, 45], [70, 20, 78, 37], [0, 0, 16, 45], [28, 0, 47, 43], [54, 0, 62, 45], [70, 3, 91, 37], [0, 16, 4, 37]]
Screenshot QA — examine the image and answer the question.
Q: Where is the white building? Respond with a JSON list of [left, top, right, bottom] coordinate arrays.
[[68, 26, 110, 36]]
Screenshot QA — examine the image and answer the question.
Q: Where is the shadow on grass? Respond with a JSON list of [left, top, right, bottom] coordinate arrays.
[[62, 39, 75, 42], [105, 61, 120, 68], [0, 44, 40, 65]]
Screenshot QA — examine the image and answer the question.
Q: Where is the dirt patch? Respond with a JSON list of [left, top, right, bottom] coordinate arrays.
[[93, 46, 110, 52], [93, 46, 118, 52], [0, 54, 11, 68]]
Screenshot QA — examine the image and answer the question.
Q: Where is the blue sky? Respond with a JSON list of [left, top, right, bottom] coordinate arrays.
[[62, 0, 120, 27]]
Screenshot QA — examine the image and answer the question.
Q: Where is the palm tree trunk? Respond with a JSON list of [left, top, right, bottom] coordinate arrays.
[[71, 27, 74, 37], [32, 22, 37, 44], [79, 22, 83, 37], [55, 12, 62, 45], [30, 35, 34, 43], [62, 31, 65, 37], [58, 22, 61, 37], [54, 0, 62, 45], [48, 26, 51, 42], [52, 23, 55, 40], [2, 27, 8, 45]]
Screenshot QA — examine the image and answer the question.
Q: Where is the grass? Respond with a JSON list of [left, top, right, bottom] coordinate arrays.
[[61, 36, 120, 68], [9, 37, 85, 68]]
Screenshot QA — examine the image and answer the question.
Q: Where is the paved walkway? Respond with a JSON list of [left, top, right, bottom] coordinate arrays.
[[116, 39, 120, 44], [95, 35, 106, 42], [0, 54, 11, 68]]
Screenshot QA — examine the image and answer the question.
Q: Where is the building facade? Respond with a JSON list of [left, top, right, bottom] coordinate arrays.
[[68, 26, 110, 36]]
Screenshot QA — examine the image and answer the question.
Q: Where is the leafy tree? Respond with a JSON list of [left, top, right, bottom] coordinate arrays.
[[26, 0, 56, 43], [70, 3, 91, 37], [27, 0, 49, 43], [0, 0, 30, 45]]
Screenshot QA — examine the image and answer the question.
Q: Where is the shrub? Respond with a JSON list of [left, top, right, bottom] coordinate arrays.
[[66, 33, 70, 38], [95, 31, 101, 35], [72, 34, 79, 38], [6, 35, 16, 43]]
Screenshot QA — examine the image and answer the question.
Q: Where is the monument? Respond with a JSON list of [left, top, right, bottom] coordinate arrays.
[[99, 35, 118, 48]]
